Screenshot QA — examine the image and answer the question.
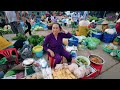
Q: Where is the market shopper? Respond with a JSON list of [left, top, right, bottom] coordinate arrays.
[[72, 12, 78, 26], [101, 20, 109, 32], [4, 11, 19, 35], [36, 12, 41, 23], [43, 23, 73, 67], [22, 12, 32, 36]]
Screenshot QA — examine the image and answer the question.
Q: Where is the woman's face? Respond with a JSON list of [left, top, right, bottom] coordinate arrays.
[[52, 24, 61, 35]]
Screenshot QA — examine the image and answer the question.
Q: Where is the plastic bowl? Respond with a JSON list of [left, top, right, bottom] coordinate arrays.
[[22, 58, 35, 66], [32, 46, 43, 53], [88, 54, 105, 65], [75, 56, 90, 66]]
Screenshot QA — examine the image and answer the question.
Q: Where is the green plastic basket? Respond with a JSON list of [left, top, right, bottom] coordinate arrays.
[[103, 47, 113, 53]]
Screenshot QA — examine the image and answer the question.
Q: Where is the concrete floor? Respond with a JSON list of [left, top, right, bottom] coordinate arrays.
[[2, 25, 120, 79]]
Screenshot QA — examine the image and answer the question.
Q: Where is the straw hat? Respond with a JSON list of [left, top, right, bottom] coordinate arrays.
[[116, 18, 120, 23], [101, 20, 109, 24]]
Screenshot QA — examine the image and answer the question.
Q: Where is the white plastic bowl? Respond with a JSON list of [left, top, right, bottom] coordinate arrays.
[[76, 56, 90, 66], [22, 58, 35, 66]]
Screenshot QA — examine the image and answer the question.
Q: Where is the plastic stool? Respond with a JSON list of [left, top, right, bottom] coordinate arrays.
[[0, 48, 19, 64], [48, 55, 63, 68]]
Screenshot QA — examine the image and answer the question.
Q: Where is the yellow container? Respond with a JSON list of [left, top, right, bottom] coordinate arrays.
[[32, 46, 43, 53], [78, 26, 89, 36], [0, 36, 13, 50]]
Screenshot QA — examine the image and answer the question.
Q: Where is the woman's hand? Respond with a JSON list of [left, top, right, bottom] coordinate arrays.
[[62, 28, 68, 34], [47, 49, 55, 57]]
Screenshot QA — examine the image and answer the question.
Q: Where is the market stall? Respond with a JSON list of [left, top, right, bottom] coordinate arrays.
[[1, 35, 105, 79], [1, 12, 120, 79]]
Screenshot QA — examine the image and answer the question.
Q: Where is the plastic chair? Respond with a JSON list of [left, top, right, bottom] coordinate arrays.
[[48, 55, 63, 68], [0, 48, 20, 65]]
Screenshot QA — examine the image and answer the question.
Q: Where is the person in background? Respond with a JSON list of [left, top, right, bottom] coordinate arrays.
[[31, 12, 36, 20], [101, 20, 109, 32], [36, 12, 41, 23], [63, 16, 67, 26], [67, 18, 72, 28], [43, 23, 73, 67], [16, 11, 24, 34], [116, 18, 120, 36], [82, 11, 89, 20], [72, 12, 78, 26], [4, 11, 20, 35], [45, 11, 50, 17], [22, 11, 32, 36], [47, 15, 52, 30], [51, 14, 57, 23]]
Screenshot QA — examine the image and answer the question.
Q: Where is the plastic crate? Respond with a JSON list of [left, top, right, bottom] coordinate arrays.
[[82, 62, 103, 79]]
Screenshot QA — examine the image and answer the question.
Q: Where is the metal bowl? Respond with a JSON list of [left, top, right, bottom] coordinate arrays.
[[88, 54, 105, 65]]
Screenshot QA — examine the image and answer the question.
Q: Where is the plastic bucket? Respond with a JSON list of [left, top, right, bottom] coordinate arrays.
[[32, 46, 43, 58], [35, 51, 43, 58]]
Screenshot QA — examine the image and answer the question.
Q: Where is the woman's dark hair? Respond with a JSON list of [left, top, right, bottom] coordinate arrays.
[[52, 23, 62, 30]]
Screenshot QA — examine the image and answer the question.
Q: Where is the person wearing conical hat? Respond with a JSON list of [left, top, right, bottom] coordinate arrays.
[[116, 18, 120, 35], [101, 20, 109, 32]]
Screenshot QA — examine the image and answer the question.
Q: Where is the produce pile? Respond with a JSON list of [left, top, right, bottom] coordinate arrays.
[[52, 68, 77, 79], [12, 33, 27, 40], [77, 58, 88, 65], [23, 72, 43, 79], [32, 22, 48, 31], [28, 35, 45, 46], [34, 26, 44, 31], [103, 43, 118, 53], [88, 16, 99, 22], [0, 25, 13, 35], [52, 62, 93, 79], [102, 43, 120, 59]]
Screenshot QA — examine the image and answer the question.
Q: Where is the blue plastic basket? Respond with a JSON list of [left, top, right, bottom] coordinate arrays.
[[68, 37, 79, 46], [92, 32, 103, 40], [102, 33, 116, 43]]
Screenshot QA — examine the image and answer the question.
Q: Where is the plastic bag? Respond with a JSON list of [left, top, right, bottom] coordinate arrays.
[[85, 37, 101, 50], [87, 41, 97, 50], [19, 42, 33, 60]]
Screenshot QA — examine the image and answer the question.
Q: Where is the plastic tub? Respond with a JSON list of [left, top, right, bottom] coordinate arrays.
[[32, 46, 43, 58]]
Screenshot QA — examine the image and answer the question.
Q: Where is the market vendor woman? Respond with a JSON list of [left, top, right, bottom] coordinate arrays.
[[43, 23, 73, 67]]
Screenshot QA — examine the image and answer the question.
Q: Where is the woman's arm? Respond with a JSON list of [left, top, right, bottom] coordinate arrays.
[[43, 35, 55, 57], [61, 29, 73, 38], [43, 35, 50, 52]]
